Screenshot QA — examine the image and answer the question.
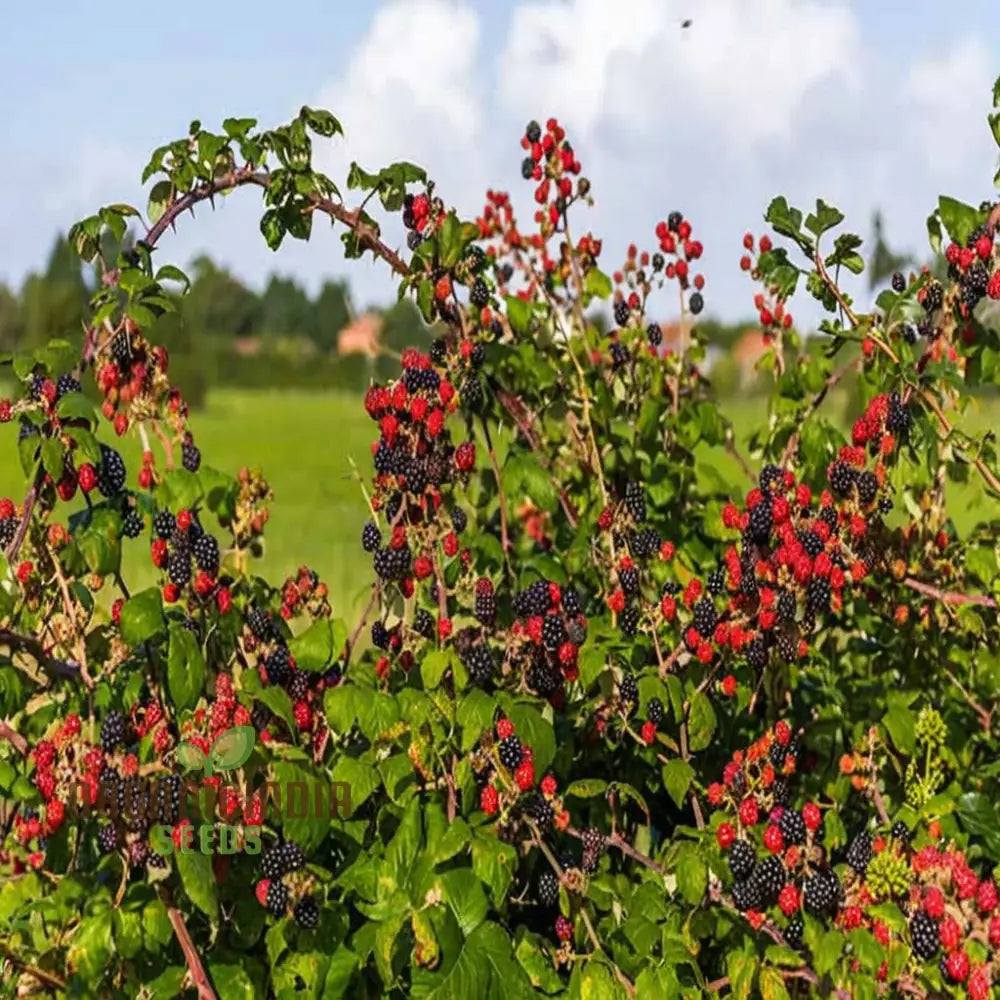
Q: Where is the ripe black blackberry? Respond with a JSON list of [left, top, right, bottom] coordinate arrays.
[[154, 775, 182, 825], [746, 636, 768, 672], [689, 291, 704, 315], [514, 580, 551, 618], [469, 278, 490, 309], [776, 629, 797, 663], [450, 506, 467, 533], [97, 444, 126, 497], [776, 590, 797, 623], [288, 670, 309, 701], [56, 373, 82, 397], [537, 870, 559, 907], [785, 915, 804, 949], [828, 461, 856, 498], [372, 546, 411, 581], [261, 846, 284, 880], [460, 374, 484, 412], [609, 340, 630, 371], [167, 550, 191, 587], [193, 533, 219, 575], [98, 823, 119, 852], [806, 577, 831, 614], [181, 440, 201, 472], [122, 509, 144, 539], [891, 272, 906, 293], [619, 566, 639, 596], [619, 605, 639, 638], [520, 156, 535, 180], [294, 895, 319, 929], [891, 821, 911, 842], [772, 779, 790, 806], [541, 614, 566, 650], [803, 868, 840, 916], [707, 567, 726, 596], [101, 710, 129, 752], [475, 589, 497, 627], [526, 657, 561, 696], [748, 502, 773, 544], [845, 831, 872, 874], [464, 645, 495, 686], [667, 211, 683, 232], [265, 647, 291, 687], [692, 597, 717, 636], [751, 855, 786, 906], [613, 300, 631, 326], [886, 393, 910, 436], [247, 608, 273, 641], [0, 516, 17, 548], [470, 342, 486, 367], [280, 841, 306, 873], [581, 827, 606, 860], [647, 698, 664, 725], [266, 880, 289, 917], [856, 471, 878, 507], [566, 616, 587, 645], [429, 338, 447, 365], [153, 510, 175, 540], [901, 321, 918, 344], [778, 809, 806, 846], [963, 262, 989, 305], [359, 522, 381, 555], [526, 794, 554, 832], [732, 879, 762, 912], [371, 621, 391, 650], [624, 482, 646, 522], [646, 322, 662, 346], [525, 120, 541, 143], [498, 736, 523, 770], [619, 672, 638, 710], [910, 910, 939, 960], [797, 530, 823, 558], [922, 279, 943, 312], [413, 608, 434, 639], [729, 840, 755, 882], [631, 527, 661, 559], [560, 587, 581, 616]]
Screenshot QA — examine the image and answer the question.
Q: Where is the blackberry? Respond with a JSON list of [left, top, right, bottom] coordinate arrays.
[[474, 589, 497, 627], [562, 587, 582, 616], [498, 736, 523, 770], [910, 909, 939, 960], [526, 794, 554, 832], [797, 530, 823, 558], [266, 880, 289, 918], [619, 605, 639, 637], [819, 505, 838, 532], [772, 779, 790, 806], [624, 482, 646, 522], [647, 698, 664, 725], [429, 338, 447, 365], [751, 855, 786, 906], [101, 710, 129, 752], [97, 444, 127, 497], [778, 809, 806, 846], [891, 272, 905, 293], [901, 321, 918, 344], [613, 300, 631, 326], [460, 374, 484, 412], [856, 471, 878, 506], [193, 533, 219, 575], [803, 868, 840, 916], [631, 527, 660, 559], [98, 823, 119, 852], [846, 831, 873, 874], [372, 546, 411, 581], [746, 636, 768, 672], [922, 280, 943, 312], [707, 567, 726, 596], [128, 838, 149, 867], [581, 827, 606, 859], [153, 775, 182, 825], [806, 577, 831, 614], [371, 621, 391, 650], [525, 120, 541, 143], [689, 291, 704, 316], [878, 496, 893, 515], [265, 647, 291, 687], [470, 342, 486, 367], [451, 507, 467, 533], [464, 645, 495, 686], [0, 516, 17, 548], [566, 617, 587, 645], [748, 502, 773, 544], [111, 331, 132, 368], [281, 841, 306, 873], [619, 566, 639, 596], [56, 373, 82, 397], [122, 509, 144, 539], [541, 614, 566, 650], [514, 580, 550, 618], [470, 278, 490, 309], [361, 521, 381, 553], [732, 879, 762, 912], [692, 598, 717, 636], [828, 461, 856, 498], [181, 441, 201, 472], [413, 608, 434, 639], [619, 672, 638, 710], [520, 156, 535, 180], [891, 821, 911, 842], [646, 323, 662, 347], [247, 608, 273, 641], [167, 550, 191, 587], [261, 846, 284, 880], [288, 670, 309, 701], [153, 510, 175, 540], [777, 590, 797, 622], [729, 840, 756, 882], [582, 847, 601, 874], [886, 393, 910, 436], [610, 341, 629, 370], [667, 211, 683, 232], [526, 657, 561, 696], [651, 253, 664, 271], [785, 915, 804, 949], [776, 630, 797, 663], [537, 870, 559, 907], [294, 895, 319, 929]]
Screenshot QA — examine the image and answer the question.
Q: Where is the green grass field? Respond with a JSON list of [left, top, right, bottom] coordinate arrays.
[[0, 387, 995, 618]]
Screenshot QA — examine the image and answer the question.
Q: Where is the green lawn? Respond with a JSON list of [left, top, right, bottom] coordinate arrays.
[[0, 387, 995, 619]]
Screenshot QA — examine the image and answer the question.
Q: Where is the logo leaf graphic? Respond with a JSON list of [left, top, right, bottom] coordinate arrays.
[[176, 742, 207, 773], [209, 726, 256, 774]]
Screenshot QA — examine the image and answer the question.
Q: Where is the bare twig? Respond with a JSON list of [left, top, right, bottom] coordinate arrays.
[[0, 946, 67, 991], [163, 894, 217, 1000], [0, 721, 28, 756], [903, 576, 996, 609], [0, 629, 81, 680]]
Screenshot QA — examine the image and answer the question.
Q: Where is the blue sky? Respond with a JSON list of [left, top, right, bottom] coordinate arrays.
[[2, 0, 999, 326]]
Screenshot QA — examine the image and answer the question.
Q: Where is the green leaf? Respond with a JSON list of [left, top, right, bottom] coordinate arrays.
[[299, 106, 342, 137], [41, 439, 64, 480], [255, 685, 296, 735], [505, 296, 532, 336], [804, 199, 844, 237], [813, 929, 844, 976], [584, 268, 612, 300], [726, 951, 758, 1000], [675, 844, 707, 905], [759, 966, 790, 1000], [176, 742, 207, 773], [439, 869, 488, 936], [686, 691, 716, 752], [288, 619, 334, 672], [167, 624, 205, 715], [119, 588, 164, 645], [56, 391, 96, 424], [956, 792, 1000, 859], [176, 850, 219, 920], [457, 689, 496, 751], [273, 759, 329, 851], [209, 726, 256, 773], [438, 212, 466, 269], [564, 779, 608, 799], [147, 180, 172, 224], [661, 759, 695, 809], [937, 195, 982, 245], [207, 961, 256, 1000], [765, 196, 814, 255], [498, 699, 556, 775], [422, 650, 452, 689]]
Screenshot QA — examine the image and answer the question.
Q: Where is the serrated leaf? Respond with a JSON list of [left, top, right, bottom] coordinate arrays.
[[176, 850, 218, 920], [661, 759, 695, 808], [119, 588, 164, 645]]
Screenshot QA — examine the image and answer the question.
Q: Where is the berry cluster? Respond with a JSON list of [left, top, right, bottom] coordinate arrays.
[[94, 323, 174, 437], [739, 231, 796, 337], [255, 840, 319, 929], [277, 565, 331, 622], [150, 506, 230, 612]]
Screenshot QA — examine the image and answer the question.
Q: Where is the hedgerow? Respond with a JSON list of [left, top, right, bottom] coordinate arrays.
[[2, 77, 1000, 1000]]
